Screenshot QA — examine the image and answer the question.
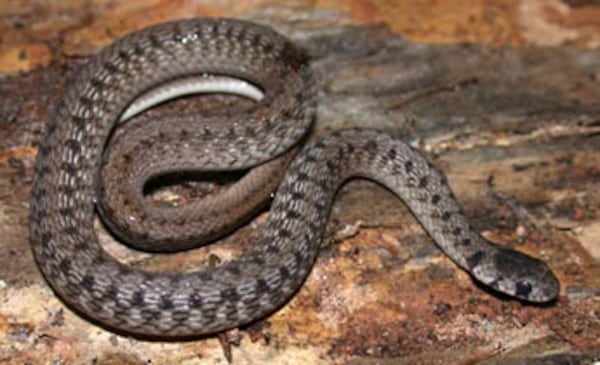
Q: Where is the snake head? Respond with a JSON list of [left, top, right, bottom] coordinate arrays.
[[471, 248, 560, 303]]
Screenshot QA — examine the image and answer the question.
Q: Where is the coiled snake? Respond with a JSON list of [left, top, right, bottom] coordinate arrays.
[[30, 18, 559, 336]]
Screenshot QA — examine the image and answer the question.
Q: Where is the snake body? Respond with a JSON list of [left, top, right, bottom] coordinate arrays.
[[98, 75, 298, 252], [30, 18, 559, 336]]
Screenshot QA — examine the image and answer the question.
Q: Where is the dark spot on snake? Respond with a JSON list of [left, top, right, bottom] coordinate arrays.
[[222, 288, 240, 301], [63, 226, 78, 236], [278, 228, 291, 238], [462, 238, 472, 246], [432, 194, 441, 205], [318, 179, 330, 190], [172, 31, 184, 43], [58, 258, 71, 274], [405, 160, 414, 173], [58, 185, 75, 195], [279, 267, 290, 281], [38, 165, 52, 178], [158, 132, 166, 140], [73, 241, 88, 251], [117, 265, 130, 277], [325, 160, 336, 171], [65, 139, 81, 152], [441, 211, 451, 221], [440, 176, 448, 186], [71, 115, 86, 127], [452, 227, 462, 236], [131, 291, 145, 306], [313, 202, 325, 213], [105, 285, 118, 300], [81, 275, 95, 291], [31, 186, 44, 199], [269, 289, 285, 304], [227, 127, 236, 139], [286, 210, 301, 220], [103, 61, 119, 74], [169, 275, 184, 285], [179, 129, 189, 138], [296, 172, 309, 181], [516, 281, 533, 297], [419, 176, 429, 188], [280, 109, 293, 120], [256, 279, 269, 293], [191, 30, 202, 40], [139, 139, 153, 148], [38, 144, 51, 157], [40, 232, 52, 246], [266, 244, 280, 254], [90, 77, 105, 90], [388, 148, 397, 160], [174, 24, 185, 40], [117, 49, 129, 60], [60, 162, 77, 176], [467, 251, 486, 269], [365, 140, 377, 152], [331, 130, 341, 138], [304, 154, 317, 163], [133, 44, 144, 56], [245, 126, 256, 136], [92, 254, 107, 266], [58, 207, 73, 217], [148, 34, 161, 47], [79, 96, 94, 108], [290, 191, 304, 201], [314, 141, 326, 149], [250, 256, 265, 266], [346, 143, 355, 154], [261, 40, 273, 54], [189, 293, 203, 308], [159, 296, 174, 310]]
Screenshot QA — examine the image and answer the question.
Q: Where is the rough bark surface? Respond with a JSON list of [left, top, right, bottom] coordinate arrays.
[[0, 1, 598, 364]]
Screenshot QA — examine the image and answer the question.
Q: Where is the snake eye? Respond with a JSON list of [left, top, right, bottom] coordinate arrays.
[[516, 280, 533, 297]]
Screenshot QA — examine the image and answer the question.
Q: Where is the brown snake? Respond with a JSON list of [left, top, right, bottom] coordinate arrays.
[[30, 18, 559, 336]]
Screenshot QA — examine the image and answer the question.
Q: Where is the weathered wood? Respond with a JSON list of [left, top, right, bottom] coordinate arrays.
[[0, 3, 598, 365]]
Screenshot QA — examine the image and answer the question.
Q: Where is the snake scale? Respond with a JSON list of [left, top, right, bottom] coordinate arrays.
[[30, 18, 559, 336]]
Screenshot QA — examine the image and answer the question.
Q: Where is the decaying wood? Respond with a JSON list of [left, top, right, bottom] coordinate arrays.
[[0, 3, 598, 365]]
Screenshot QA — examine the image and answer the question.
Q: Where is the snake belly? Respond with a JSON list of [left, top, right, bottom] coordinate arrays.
[[30, 18, 559, 336]]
